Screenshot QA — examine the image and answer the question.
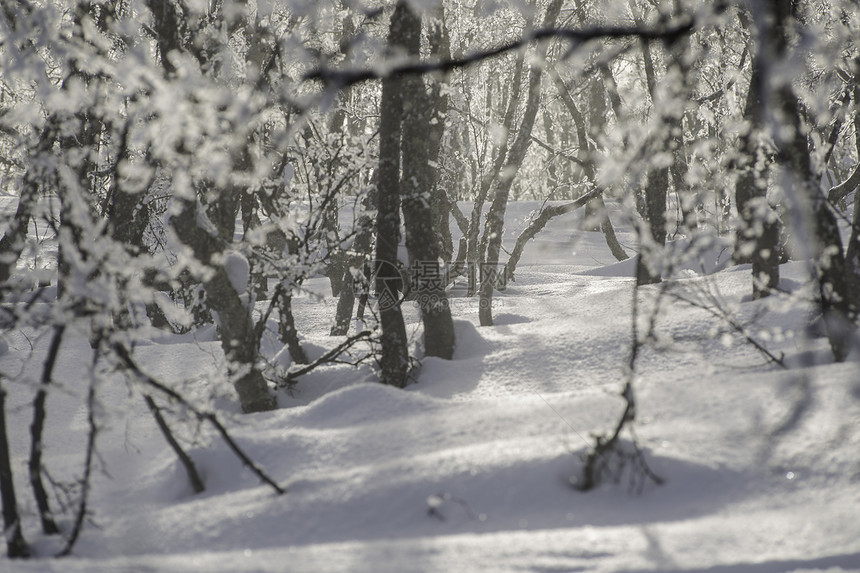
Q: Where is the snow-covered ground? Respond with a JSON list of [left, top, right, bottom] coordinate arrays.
[[2, 202, 859, 572]]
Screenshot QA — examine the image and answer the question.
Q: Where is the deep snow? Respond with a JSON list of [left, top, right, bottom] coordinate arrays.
[[2, 201, 859, 572]]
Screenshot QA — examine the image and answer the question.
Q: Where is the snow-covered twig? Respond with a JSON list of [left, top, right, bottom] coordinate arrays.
[[666, 279, 787, 369]]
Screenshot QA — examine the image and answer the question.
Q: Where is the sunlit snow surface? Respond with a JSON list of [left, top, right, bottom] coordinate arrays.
[[2, 202, 859, 572]]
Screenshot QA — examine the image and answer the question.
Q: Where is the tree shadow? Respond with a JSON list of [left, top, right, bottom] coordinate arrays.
[[617, 551, 860, 573]]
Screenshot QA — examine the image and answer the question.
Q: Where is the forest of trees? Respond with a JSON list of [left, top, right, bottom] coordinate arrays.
[[1, 0, 859, 559]]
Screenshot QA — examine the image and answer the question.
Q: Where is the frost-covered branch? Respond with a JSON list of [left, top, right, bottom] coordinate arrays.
[[666, 281, 787, 369], [305, 18, 701, 88], [502, 186, 605, 285]]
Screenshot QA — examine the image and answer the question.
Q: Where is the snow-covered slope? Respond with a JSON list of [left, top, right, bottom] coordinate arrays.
[[2, 202, 859, 573]]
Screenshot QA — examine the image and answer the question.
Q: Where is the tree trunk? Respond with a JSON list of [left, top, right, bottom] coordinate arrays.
[[144, 395, 205, 494], [0, 377, 30, 558], [502, 187, 604, 283], [332, 193, 375, 335], [764, 0, 855, 361], [733, 47, 780, 299], [375, 1, 411, 387], [29, 326, 64, 535], [276, 285, 308, 364], [636, 167, 668, 286], [171, 198, 275, 412], [240, 193, 269, 302], [635, 34, 669, 286], [330, 274, 356, 336], [399, 3, 456, 360], [427, 7, 455, 263], [465, 48, 526, 295], [106, 126, 156, 328]]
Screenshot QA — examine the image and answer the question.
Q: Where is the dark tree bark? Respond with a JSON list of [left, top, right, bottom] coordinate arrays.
[[427, 7, 455, 262], [29, 326, 64, 535], [144, 395, 205, 494], [0, 377, 30, 558], [635, 33, 669, 286], [502, 187, 604, 283], [330, 274, 356, 336], [636, 168, 668, 286], [375, 1, 411, 387], [399, 3, 456, 360], [322, 103, 349, 301], [275, 284, 309, 365], [732, 46, 780, 299], [106, 125, 160, 329], [762, 0, 855, 361], [240, 193, 269, 302], [331, 197, 374, 336]]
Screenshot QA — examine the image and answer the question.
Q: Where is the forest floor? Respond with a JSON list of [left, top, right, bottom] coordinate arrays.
[[2, 202, 859, 572]]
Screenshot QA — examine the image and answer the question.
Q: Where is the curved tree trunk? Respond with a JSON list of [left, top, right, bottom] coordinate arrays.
[[478, 0, 563, 326], [502, 187, 603, 285], [171, 198, 276, 412], [547, 63, 628, 262], [29, 326, 64, 535]]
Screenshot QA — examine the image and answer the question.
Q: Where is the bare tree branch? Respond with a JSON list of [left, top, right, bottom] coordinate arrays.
[[144, 395, 205, 494], [57, 349, 99, 557], [281, 330, 373, 387], [112, 344, 286, 496]]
